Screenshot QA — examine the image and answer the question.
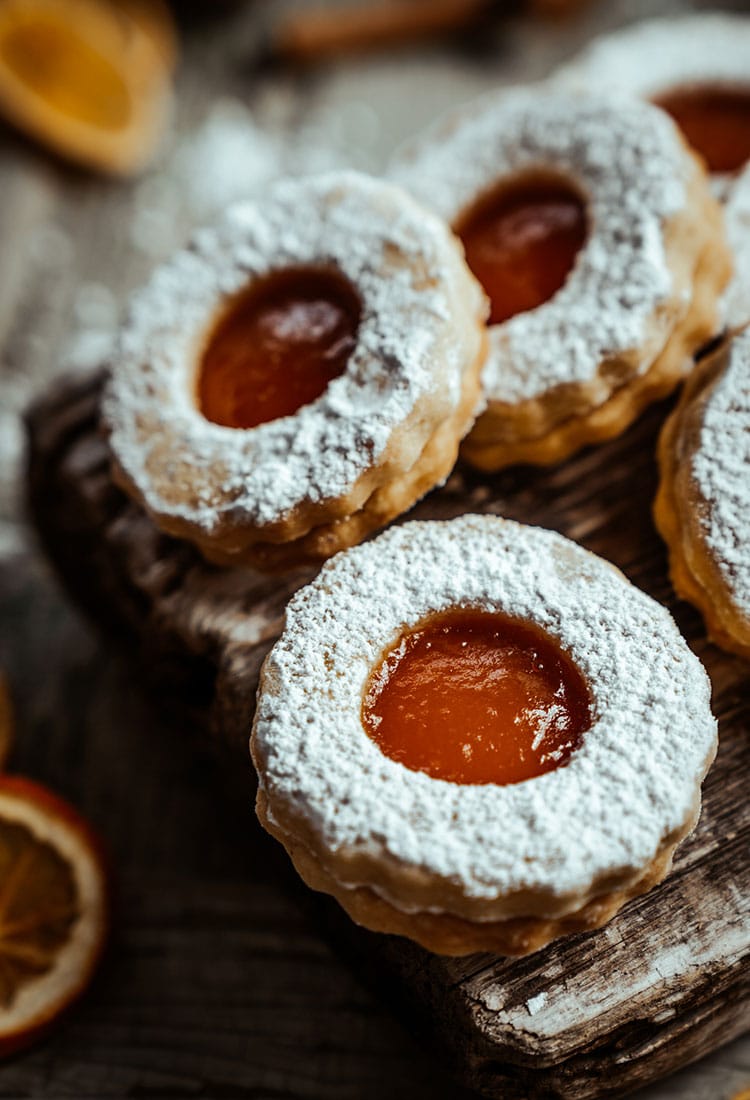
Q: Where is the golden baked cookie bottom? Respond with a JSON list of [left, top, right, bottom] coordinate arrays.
[[257, 788, 693, 957]]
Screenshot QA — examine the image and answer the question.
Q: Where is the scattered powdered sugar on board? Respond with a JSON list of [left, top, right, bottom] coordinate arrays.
[[173, 100, 288, 220], [1, 220, 82, 558], [253, 516, 716, 914], [389, 90, 688, 404], [692, 328, 750, 621], [526, 992, 548, 1016]]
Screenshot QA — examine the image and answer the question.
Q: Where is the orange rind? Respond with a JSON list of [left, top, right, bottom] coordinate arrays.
[[114, 0, 177, 72], [0, 0, 173, 175], [0, 775, 109, 1055]]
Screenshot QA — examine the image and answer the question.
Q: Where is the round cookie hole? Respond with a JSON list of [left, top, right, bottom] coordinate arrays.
[[455, 174, 587, 326], [652, 85, 750, 174], [362, 608, 591, 786], [197, 267, 361, 430]]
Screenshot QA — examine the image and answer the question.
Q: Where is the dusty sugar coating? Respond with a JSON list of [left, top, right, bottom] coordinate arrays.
[[104, 171, 485, 538], [389, 91, 688, 406], [723, 165, 750, 331], [690, 329, 750, 622], [556, 14, 750, 104], [252, 516, 716, 917], [555, 14, 750, 198]]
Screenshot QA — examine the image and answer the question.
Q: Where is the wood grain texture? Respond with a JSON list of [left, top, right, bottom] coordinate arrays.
[[25, 368, 750, 1099]]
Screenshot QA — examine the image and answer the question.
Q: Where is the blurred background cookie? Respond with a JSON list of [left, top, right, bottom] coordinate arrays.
[[555, 13, 750, 192]]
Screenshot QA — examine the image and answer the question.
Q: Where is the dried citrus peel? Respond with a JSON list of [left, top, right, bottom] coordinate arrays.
[[0, 0, 173, 175], [0, 776, 109, 1055], [115, 0, 177, 73]]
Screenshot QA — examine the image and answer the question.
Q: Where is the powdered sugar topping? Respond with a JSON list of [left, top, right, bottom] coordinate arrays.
[[556, 14, 750, 104], [253, 516, 716, 914], [691, 329, 750, 623], [723, 165, 750, 332], [390, 91, 688, 405], [105, 171, 484, 537]]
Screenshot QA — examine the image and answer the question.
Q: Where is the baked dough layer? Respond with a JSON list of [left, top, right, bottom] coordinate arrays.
[[257, 788, 689, 956]]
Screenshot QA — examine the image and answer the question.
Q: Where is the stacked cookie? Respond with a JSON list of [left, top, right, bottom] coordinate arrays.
[[104, 14, 750, 956], [251, 517, 716, 956], [390, 90, 729, 470], [105, 173, 486, 572]]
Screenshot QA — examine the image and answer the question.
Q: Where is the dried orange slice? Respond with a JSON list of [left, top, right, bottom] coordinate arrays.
[[112, 0, 177, 73], [0, 775, 109, 1055], [0, 675, 13, 771], [0, 0, 172, 175]]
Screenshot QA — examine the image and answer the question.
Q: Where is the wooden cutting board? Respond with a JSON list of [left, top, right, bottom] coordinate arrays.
[[25, 369, 750, 1100]]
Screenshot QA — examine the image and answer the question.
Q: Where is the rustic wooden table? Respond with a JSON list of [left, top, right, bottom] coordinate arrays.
[[1, 1, 749, 1096]]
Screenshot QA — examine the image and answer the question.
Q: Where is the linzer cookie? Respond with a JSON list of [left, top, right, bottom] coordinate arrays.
[[390, 91, 730, 472], [251, 516, 717, 956], [655, 328, 750, 660], [556, 14, 750, 189], [104, 171, 487, 571]]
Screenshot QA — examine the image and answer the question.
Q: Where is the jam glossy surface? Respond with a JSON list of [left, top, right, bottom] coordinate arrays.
[[654, 86, 750, 174], [198, 268, 360, 430], [362, 610, 590, 786], [456, 178, 587, 326]]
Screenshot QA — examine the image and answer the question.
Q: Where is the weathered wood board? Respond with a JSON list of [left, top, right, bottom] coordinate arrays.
[[26, 369, 750, 1100]]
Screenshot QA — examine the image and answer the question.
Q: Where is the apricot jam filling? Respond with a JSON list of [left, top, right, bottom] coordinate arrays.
[[653, 86, 750, 174], [362, 609, 590, 786], [456, 177, 587, 326], [198, 267, 361, 430]]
